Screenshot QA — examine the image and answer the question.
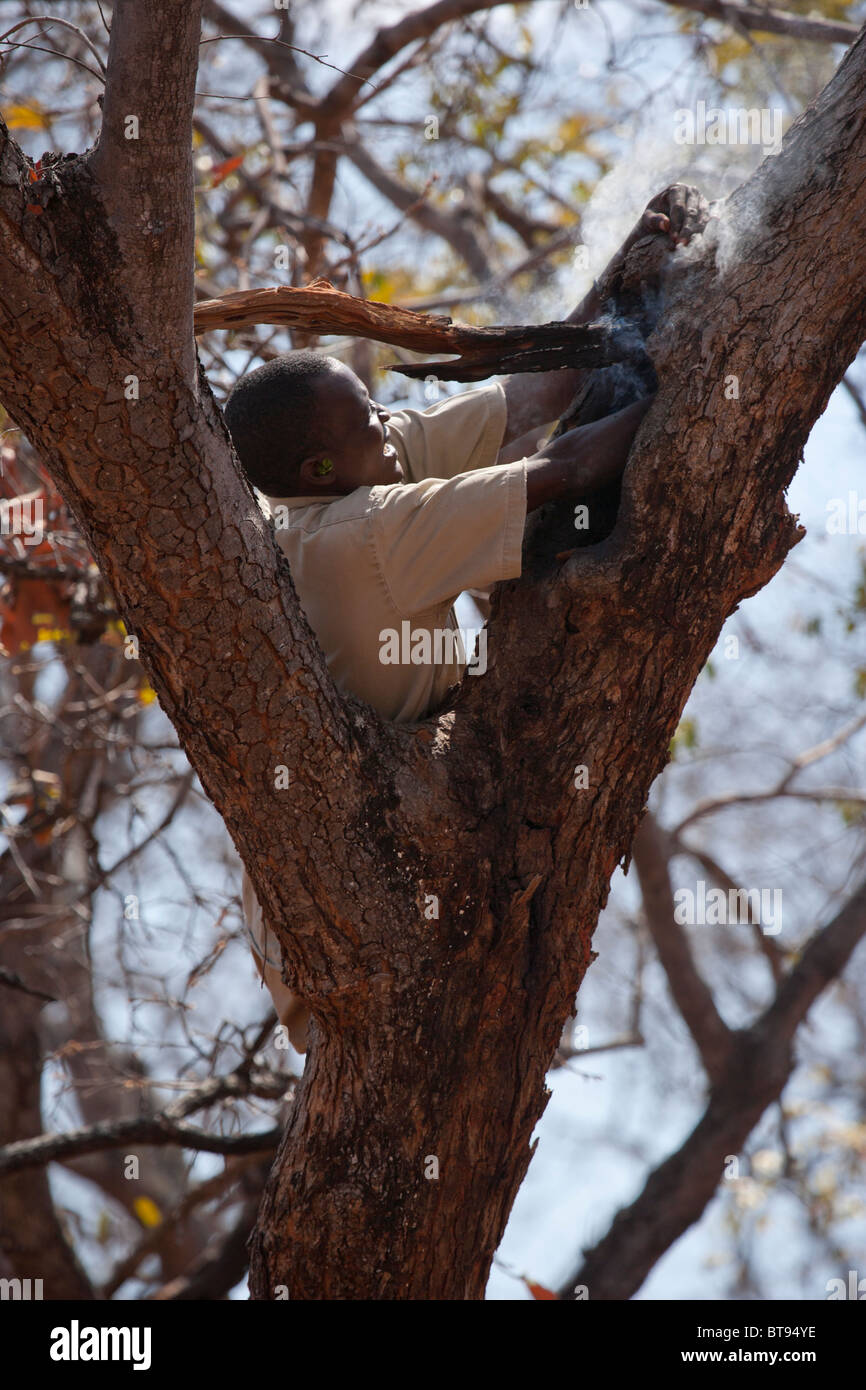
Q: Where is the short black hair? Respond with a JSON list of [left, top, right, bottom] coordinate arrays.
[[223, 351, 336, 495]]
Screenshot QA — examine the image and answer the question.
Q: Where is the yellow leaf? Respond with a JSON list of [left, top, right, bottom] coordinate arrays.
[[709, 35, 754, 74], [4, 104, 49, 131], [133, 1196, 162, 1229]]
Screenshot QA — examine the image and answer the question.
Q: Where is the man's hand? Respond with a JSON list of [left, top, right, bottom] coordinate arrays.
[[541, 182, 713, 353], [557, 182, 712, 340], [635, 183, 713, 249], [594, 184, 713, 304]]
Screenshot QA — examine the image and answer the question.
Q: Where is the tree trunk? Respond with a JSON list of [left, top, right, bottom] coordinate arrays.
[[0, 0, 864, 1299]]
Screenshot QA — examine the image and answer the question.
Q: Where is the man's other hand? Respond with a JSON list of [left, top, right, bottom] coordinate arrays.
[[524, 395, 655, 513]]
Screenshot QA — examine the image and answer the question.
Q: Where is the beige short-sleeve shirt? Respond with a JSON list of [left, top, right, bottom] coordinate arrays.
[[242, 381, 527, 1046]]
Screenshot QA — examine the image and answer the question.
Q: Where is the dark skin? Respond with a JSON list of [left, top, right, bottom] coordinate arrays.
[[295, 360, 402, 495], [293, 185, 710, 514]]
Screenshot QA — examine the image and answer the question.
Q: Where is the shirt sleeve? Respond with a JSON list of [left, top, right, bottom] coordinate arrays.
[[386, 381, 508, 484], [370, 459, 527, 616]]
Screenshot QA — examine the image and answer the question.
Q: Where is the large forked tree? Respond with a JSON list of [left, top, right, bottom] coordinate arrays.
[[1, 0, 865, 1299]]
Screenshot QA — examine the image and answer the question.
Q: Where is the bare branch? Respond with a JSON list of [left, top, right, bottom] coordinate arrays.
[[673, 712, 866, 835], [632, 813, 733, 1083], [660, 0, 860, 46], [152, 1169, 268, 1300], [0, 1113, 281, 1176], [342, 138, 492, 283], [0, 16, 106, 72], [559, 879, 866, 1300], [100, 1154, 265, 1297]]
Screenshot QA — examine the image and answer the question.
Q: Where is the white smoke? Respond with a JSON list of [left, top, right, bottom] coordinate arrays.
[[526, 127, 776, 322]]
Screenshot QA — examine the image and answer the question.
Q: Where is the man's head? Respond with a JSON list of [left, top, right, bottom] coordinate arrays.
[[223, 351, 402, 498]]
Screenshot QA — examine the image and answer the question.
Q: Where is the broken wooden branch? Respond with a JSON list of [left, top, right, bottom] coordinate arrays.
[[193, 277, 624, 381]]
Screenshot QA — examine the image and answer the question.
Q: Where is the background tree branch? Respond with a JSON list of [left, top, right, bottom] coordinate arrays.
[[559, 879, 866, 1299]]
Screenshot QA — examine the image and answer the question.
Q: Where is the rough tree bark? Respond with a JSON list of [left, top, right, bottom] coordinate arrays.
[[0, 0, 864, 1299]]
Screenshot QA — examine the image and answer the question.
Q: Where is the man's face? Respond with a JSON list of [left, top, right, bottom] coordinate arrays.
[[298, 360, 403, 494]]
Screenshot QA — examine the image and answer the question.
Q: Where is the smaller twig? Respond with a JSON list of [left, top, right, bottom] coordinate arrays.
[[0, 1114, 281, 1175], [552, 1033, 644, 1068], [100, 1153, 265, 1298], [199, 33, 376, 88], [0, 16, 106, 72], [0, 38, 104, 83], [673, 711, 866, 835]]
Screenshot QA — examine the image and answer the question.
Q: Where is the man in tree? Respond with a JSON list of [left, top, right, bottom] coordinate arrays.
[[0, 0, 863, 1294], [222, 200, 688, 1046]]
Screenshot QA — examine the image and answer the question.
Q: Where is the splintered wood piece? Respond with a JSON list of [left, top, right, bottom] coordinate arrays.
[[193, 278, 616, 379], [390, 340, 616, 381]]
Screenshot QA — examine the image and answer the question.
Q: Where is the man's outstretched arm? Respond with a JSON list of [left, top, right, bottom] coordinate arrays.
[[523, 396, 654, 513]]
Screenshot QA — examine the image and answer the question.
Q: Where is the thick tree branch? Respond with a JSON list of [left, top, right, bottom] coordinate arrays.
[[90, 0, 203, 378], [0, 98, 416, 1009], [669, 835, 785, 980], [765, 879, 866, 1040]]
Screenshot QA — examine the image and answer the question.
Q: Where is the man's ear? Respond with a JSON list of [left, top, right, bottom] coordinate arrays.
[[297, 454, 337, 488]]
